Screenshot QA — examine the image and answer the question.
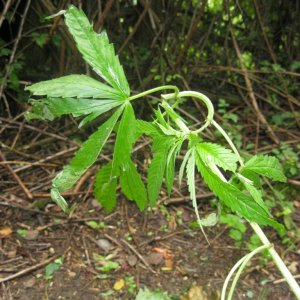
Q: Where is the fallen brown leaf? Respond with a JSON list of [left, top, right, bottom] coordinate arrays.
[[0, 227, 12, 239]]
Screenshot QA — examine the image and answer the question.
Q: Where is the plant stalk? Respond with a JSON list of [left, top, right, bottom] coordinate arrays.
[[250, 222, 300, 299], [127, 85, 179, 101]]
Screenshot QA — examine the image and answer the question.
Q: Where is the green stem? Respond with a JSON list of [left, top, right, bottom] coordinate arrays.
[[250, 222, 300, 300], [210, 161, 300, 300], [162, 91, 214, 133], [221, 244, 270, 300], [227, 244, 270, 300], [211, 119, 244, 167], [127, 85, 179, 101]]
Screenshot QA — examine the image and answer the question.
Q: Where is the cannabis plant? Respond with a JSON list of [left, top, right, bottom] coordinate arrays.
[[25, 6, 300, 299]]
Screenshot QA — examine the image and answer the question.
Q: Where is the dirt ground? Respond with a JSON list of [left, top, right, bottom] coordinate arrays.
[[0, 116, 299, 300]]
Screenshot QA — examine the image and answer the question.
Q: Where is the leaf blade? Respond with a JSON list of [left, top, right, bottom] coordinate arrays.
[[120, 160, 147, 210], [112, 103, 136, 175], [25, 97, 121, 121], [195, 149, 282, 230], [147, 136, 173, 207], [64, 6, 130, 97], [242, 155, 286, 182], [51, 107, 123, 211], [94, 162, 118, 212], [25, 75, 124, 100], [197, 142, 239, 172]]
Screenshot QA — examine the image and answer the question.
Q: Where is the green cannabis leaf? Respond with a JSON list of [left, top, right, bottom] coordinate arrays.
[[120, 159, 147, 210], [197, 142, 239, 172], [242, 155, 287, 182], [64, 6, 130, 98], [25, 75, 124, 100], [94, 162, 117, 212], [195, 148, 282, 230], [147, 136, 174, 207], [25, 98, 121, 122], [51, 107, 123, 211]]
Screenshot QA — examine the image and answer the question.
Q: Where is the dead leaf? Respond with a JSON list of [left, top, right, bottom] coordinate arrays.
[[144, 252, 164, 265], [153, 247, 175, 259], [113, 278, 125, 291], [23, 277, 36, 288], [164, 258, 173, 270], [288, 261, 298, 274], [182, 284, 208, 300], [96, 239, 113, 253], [127, 255, 138, 267], [24, 230, 39, 240], [0, 227, 12, 239], [168, 213, 177, 230]]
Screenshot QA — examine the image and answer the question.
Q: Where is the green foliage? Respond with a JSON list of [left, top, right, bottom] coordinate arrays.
[[194, 149, 282, 230], [147, 136, 173, 206], [197, 142, 239, 172], [242, 155, 287, 182], [135, 288, 172, 300], [51, 107, 122, 211], [64, 6, 129, 98], [25, 75, 124, 100], [94, 162, 117, 212], [44, 257, 64, 281], [25, 5, 287, 233]]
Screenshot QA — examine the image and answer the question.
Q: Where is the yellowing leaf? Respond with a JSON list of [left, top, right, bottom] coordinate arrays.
[[113, 278, 125, 291]]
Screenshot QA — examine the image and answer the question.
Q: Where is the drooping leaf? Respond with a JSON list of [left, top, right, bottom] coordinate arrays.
[[120, 160, 147, 210], [165, 139, 183, 194], [186, 149, 209, 241], [94, 162, 118, 212], [242, 155, 286, 182], [25, 98, 121, 121], [25, 75, 124, 100], [112, 103, 136, 175], [195, 150, 282, 230], [179, 149, 192, 186], [197, 142, 239, 172], [51, 107, 123, 211], [64, 6, 130, 98], [148, 136, 173, 207]]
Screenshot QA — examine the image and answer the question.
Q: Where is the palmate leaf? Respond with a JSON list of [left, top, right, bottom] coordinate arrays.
[[195, 149, 282, 230], [112, 103, 136, 175], [64, 6, 130, 98], [25, 75, 124, 100], [51, 106, 123, 211], [94, 162, 117, 212], [148, 136, 173, 207], [120, 160, 147, 210], [197, 142, 239, 172], [242, 155, 286, 182], [25, 97, 122, 121]]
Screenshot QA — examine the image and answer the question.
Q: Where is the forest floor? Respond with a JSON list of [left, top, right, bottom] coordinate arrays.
[[0, 115, 299, 300]]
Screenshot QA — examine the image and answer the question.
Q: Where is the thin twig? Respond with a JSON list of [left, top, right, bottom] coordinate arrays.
[[0, 254, 60, 283], [121, 239, 156, 274], [0, 151, 32, 199]]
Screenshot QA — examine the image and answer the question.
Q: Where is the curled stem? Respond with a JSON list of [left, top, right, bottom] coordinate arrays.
[[162, 91, 214, 133], [221, 244, 270, 300], [127, 85, 179, 101]]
